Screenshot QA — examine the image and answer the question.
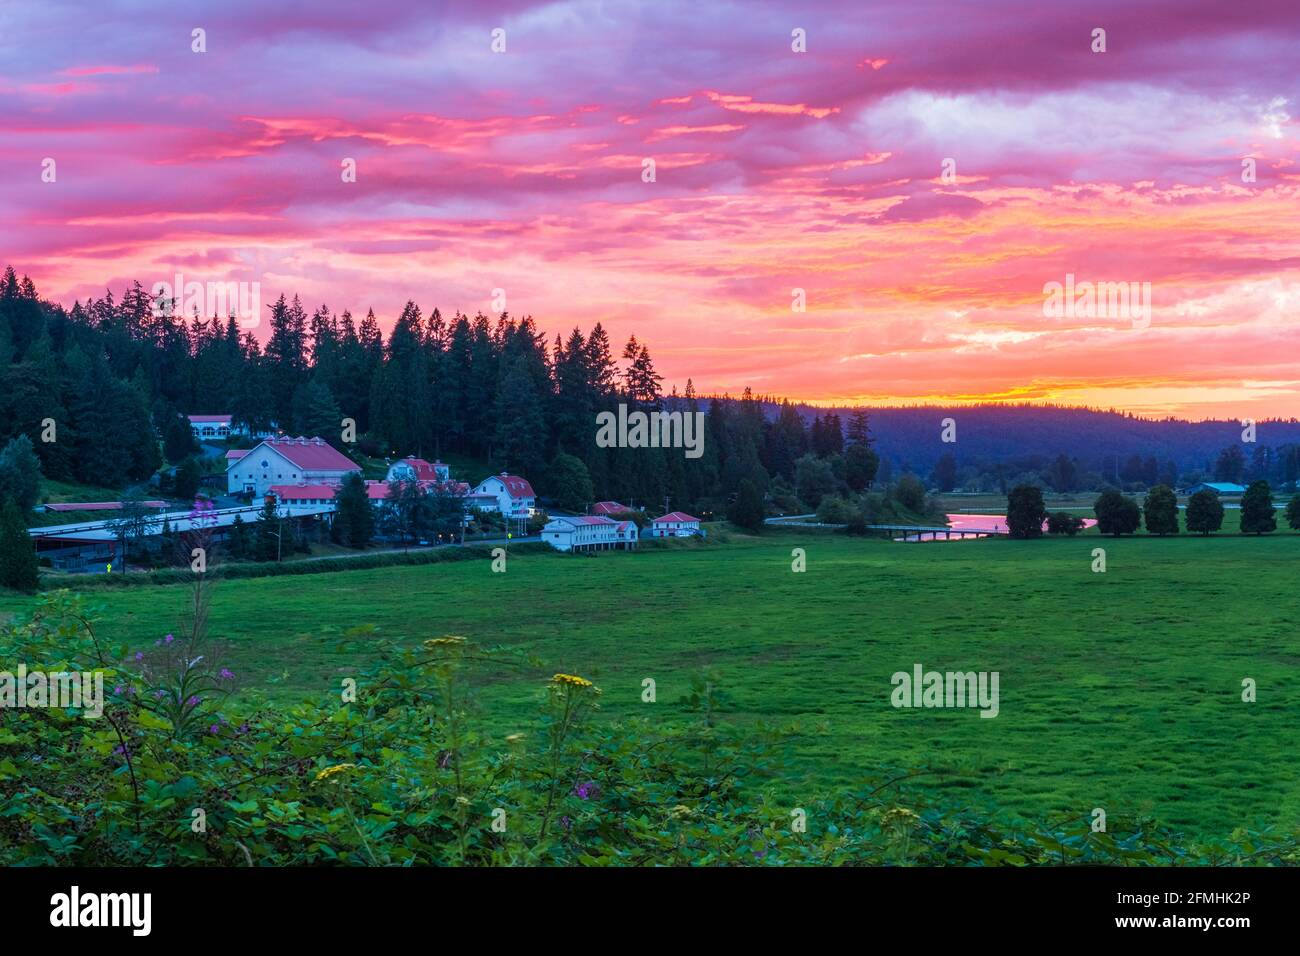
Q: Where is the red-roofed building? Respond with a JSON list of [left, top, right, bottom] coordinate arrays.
[[385, 457, 451, 483], [542, 515, 637, 552], [471, 473, 536, 517], [227, 436, 360, 497], [648, 512, 702, 538], [589, 500, 631, 516]]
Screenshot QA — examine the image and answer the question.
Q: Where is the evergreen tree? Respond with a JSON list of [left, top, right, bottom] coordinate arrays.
[[0, 499, 39, 592], [727, 478, 765, 532], [227, 514, 251, 560], [333, 473, 374, 549], [1286, 494, 1300, 532], [291, 379, 344, 447], [0, 434, 42, 512], [253, 496, 283, 561], [1239, 480, 1276, 535]]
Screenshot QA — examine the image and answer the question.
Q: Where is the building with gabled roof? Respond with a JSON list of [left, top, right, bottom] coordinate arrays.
[[227, 436, 359, 497], [471, 473, 536, 518], [648, 511, 702, 538], [542, 515, 637, 552], [386, 457, 451, 483]]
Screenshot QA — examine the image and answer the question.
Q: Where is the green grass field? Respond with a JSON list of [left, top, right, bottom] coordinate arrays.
[[3, 527, 1298, 840]]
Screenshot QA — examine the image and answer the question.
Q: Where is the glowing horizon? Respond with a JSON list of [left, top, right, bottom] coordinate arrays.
[[2, 0, 1298, 420]]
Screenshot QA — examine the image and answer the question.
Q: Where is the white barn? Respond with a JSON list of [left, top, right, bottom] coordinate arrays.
[[226, 436, 360, 498], [471, 473, 536, 517], [542, 516, 638, 552]]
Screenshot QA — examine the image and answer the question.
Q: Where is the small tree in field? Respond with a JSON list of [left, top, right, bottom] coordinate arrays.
[[1006, 484, 1047, 539], [1286, 494, 1300, 532], [1185, 489, 1224, 535], [1239, 480, 1276, 535], [1142, 484, 1179, 536], [1094, 489, 1140, 536]]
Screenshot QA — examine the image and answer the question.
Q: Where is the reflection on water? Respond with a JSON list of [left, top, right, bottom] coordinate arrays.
[[898, 513, 1099, 542]]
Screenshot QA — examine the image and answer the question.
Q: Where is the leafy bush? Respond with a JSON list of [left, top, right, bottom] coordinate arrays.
[[1094, 489, 1140, 536], [1045, 511, 1084, 536]]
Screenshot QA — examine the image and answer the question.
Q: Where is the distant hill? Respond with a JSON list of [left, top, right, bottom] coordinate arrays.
[[700, 400, 1300, 474]]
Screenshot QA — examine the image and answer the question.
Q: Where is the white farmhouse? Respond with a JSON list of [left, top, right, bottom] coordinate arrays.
[[542, 516, 638, 552], [647, 511, 702, 538], [227, 436, 360, 497], [470, 473, 536, 518]]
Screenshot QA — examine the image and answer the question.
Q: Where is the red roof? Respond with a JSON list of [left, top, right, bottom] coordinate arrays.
[[392, 457, 446, 481], [259, 436, 358, 472], [590, 500, 630, 515], [226, 449, 249, 460], [653, 512, 699, 524], [270, 484, 340, 501], [45, 500, 168, 512], [487, 473, 535, 499]]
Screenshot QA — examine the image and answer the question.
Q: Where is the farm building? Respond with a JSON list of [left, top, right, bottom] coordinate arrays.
[[385, 457, 451, 483], [1182, 482, 1247, 496], [226, 436, 360, 497], [42, 500, 169, 513], [188, 414, 276, 441], [542, 515, 638, 552], [471, 473, 536, 518], [647, 511, 702, 538]]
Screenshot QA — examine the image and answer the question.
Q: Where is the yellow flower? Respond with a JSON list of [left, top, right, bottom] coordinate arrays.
[[313, 763, 357, 783], [424, 635, 468, 649], [551, 673, 594, 688], [882, 807, 920, 827]]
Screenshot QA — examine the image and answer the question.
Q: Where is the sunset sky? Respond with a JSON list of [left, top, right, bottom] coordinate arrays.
[[2, 0, 1298, 419]]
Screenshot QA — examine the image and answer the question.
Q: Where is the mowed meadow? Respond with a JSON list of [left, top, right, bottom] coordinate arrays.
[[3, 525, 1298, 841]]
